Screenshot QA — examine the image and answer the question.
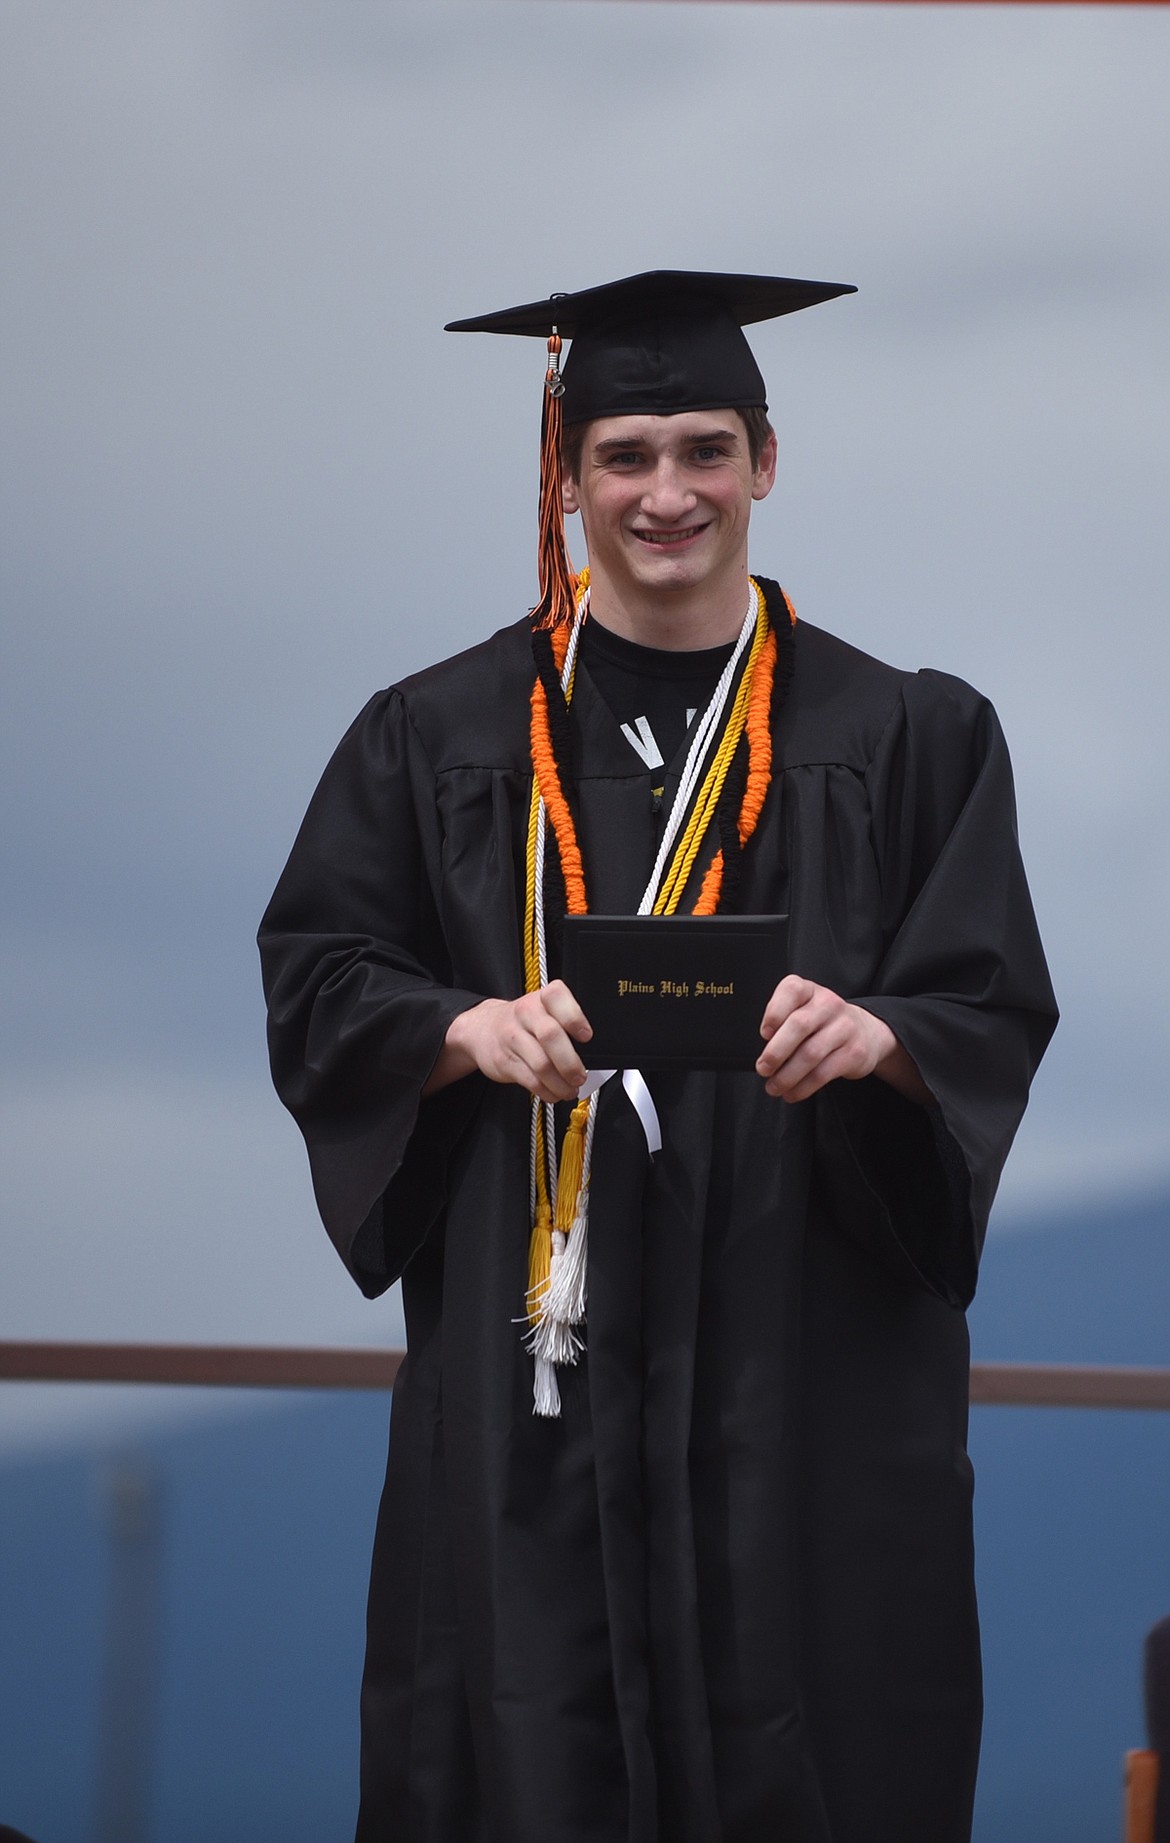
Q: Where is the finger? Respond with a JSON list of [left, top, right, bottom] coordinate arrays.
[[760, 1016, 854, 1096], [756, 995, 834, 1077], [520, 1004, 588, 1090], [541, 978, 593, 1041], [512, 1009, 585, 1091], [542, 1034, 588, 1092], [504, 1036, 583, 1104], [759, 974, 817, 1040], [766, 1042, 859, 1103], [772, 1008, 888, 1094]]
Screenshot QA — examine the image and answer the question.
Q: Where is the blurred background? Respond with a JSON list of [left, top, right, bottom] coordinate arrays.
[[1, 1, 1168, 1837]]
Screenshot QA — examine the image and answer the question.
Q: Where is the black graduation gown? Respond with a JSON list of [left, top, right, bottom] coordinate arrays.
[[258, 608, 1057, 1843]]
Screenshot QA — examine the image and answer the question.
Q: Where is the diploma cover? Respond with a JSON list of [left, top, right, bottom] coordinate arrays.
[[561, 913, 788, 1072]]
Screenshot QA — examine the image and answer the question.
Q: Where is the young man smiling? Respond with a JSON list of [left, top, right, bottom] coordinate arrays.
[[260, 271, 1057, 1842]]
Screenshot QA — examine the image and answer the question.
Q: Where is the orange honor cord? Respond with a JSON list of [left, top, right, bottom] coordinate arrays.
[[530, 675, 588, 917]]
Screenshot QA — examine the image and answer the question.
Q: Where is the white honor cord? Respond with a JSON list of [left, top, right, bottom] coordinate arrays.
[[636, 581, 759, 916]]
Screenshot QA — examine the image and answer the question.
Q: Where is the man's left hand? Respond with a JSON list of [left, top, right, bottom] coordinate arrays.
[[756, 975, 932, 1105]]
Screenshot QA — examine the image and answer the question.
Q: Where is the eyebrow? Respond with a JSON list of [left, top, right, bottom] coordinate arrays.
[[591, 426, 742, 457]]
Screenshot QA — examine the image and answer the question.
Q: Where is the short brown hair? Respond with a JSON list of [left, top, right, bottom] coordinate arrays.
[[562, 405, 774, 483], [738, 405, 775, 470]]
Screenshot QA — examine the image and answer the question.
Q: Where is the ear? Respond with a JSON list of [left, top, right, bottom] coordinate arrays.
[[751, 429, 778, 503], [562, 473, 581, 516]]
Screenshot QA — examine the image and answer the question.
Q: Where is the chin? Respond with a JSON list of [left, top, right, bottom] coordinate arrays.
[[627, 545, 710, 588], [639, 559, 712, 595]]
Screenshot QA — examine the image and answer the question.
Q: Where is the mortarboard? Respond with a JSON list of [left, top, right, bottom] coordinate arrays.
[[446, 269, 856, 627], [446, 269, 855, 424]]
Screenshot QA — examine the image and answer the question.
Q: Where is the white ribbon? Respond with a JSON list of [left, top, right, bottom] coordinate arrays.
[[579, 1066, 662, 1157]]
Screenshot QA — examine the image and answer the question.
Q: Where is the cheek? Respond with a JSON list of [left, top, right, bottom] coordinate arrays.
[[707, 484, 745, 522], [585, 484, 633, 525]]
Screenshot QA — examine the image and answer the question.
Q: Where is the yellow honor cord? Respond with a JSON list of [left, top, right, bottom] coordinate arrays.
[[652, 594, 768, 915]]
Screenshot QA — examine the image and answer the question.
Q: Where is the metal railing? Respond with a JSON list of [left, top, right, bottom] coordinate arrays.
[[0, 1340, 403, 1390], [3, 1342, 1170, 1408]]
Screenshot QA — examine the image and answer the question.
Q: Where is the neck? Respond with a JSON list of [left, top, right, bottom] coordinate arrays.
[[584, 562, 754, 651]]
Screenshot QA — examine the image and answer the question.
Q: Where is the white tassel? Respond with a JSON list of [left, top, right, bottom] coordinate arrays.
[[541, 1225, 567, 1334], [543, 1207, 588, 1327], [525, 1102, 596, 1415], [526, 1225, 584, 1414], [530, 1300, 584, 1371], [535, 1318, 583, 1368], [533, 1354, 561, 1418]]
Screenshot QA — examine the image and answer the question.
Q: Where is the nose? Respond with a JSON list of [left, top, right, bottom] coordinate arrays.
[[641, 457, 697, 524]]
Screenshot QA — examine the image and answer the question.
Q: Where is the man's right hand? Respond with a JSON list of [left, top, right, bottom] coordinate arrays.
[[424, 981, 592, 1104]]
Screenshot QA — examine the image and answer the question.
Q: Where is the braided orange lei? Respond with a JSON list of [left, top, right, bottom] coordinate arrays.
[[529, 615, 587, 917]]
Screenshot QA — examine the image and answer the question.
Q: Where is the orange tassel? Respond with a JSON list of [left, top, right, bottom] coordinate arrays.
[[530, 334, 576, 633]]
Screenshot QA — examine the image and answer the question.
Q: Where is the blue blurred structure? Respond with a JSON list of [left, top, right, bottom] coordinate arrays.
[[0, 1396, 386, 1843], [92, 1460, 165, 1843], [2, 1191, 1168, 1843]]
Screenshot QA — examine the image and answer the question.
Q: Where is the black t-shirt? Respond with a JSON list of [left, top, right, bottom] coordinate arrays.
[[579, 619, 734, 803]]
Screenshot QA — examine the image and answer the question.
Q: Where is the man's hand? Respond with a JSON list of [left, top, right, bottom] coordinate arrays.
[[756, 974, 932, 1106], [424, 981, 592, 1104]]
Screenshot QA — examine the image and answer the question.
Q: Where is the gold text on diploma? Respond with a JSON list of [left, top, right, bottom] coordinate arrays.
[[614, 979, 736, 998]]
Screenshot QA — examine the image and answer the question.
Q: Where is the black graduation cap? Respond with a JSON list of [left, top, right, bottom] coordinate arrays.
[[445, 269, 856, 423]]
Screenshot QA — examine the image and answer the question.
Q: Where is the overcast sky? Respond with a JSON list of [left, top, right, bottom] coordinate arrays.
[[2, 0, 1168, 1449]]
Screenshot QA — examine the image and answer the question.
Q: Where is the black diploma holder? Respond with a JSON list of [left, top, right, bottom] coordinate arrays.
[[560, 913, 789, 1072]]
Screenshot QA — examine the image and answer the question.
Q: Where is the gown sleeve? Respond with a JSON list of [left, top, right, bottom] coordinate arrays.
[[813, 669, 1058, 1307], [258, 688, 486, 1296]]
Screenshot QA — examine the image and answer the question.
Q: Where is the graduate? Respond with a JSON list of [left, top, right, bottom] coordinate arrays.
[[259, 270, 1058, 1842]]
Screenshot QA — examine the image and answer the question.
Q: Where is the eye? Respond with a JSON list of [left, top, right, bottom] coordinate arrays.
[[692, 444, 727, 463]]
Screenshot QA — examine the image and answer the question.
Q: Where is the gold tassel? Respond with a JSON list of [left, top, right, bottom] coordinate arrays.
[[554, 1097, 591, 1233], [526, 1198, 553, 1325]]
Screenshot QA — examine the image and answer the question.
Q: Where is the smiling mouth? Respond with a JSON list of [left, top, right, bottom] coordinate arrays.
[[633, 525, 707, 548]]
